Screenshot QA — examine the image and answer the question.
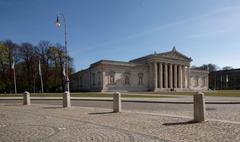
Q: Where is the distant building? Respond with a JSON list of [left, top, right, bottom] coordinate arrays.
[[209, 69, 240, 90], [70, 48, 209, 92]]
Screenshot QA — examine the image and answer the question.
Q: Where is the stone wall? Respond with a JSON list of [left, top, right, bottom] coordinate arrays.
[[71, 66, 209, 92], [102, 64, 149, 92], [71, 62, 149, 92]]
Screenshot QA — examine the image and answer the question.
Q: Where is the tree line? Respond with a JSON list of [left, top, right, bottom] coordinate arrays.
[[192, 64, 234, 72], [0, 40, 74, 93]]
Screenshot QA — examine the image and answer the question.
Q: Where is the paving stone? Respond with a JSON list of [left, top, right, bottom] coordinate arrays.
[[0, 103, 239, 142]]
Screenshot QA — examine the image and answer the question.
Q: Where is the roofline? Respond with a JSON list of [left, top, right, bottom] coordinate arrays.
[[90, 60, 137, 67], [130, 48, 192, 62], [211, 68, 240, 73], [71, 68, 89, 75], [190, 68, 209, 73], [129, 54, 154, 62]]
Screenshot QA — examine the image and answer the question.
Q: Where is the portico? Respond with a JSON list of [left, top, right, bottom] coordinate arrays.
[[148, 48, 192, 91], [130, 47, 192, 91], [152, 62, 190, 91]]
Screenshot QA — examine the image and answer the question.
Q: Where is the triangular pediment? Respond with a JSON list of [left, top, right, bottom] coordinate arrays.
[[157, 47, 192, 61], [129, 47, 192, 63]]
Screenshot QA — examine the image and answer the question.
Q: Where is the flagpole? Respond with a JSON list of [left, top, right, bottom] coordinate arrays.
[[40, 71, 44, 93], [13, 68, 17, 94], [39, 59, 44, 93], [12, 58, 17, 94]]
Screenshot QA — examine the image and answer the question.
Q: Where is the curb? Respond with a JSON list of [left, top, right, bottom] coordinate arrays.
[[0, 97, 240, 104]]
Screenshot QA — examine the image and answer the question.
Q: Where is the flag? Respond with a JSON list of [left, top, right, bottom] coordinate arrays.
[[11, 57, 17, 94], [38, 60, 42, 77], [39, 59, 44, 93], [11, 61, 15, 70], [62, 63, 66, 78], [226, 75, 229, 82]]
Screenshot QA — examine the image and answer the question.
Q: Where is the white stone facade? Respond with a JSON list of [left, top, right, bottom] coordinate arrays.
[[71, 48, 209, 92], [190, 69, 209, 91]]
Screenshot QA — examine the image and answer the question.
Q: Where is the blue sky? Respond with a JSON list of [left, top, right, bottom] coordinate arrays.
[[1, 0, 240, 71]]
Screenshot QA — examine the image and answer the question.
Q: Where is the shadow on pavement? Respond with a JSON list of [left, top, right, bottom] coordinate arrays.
[[88, 111, 114, 115], [163, 120, 197, 126], [42, 106, 63, 109], [4, 104, 22, 106]]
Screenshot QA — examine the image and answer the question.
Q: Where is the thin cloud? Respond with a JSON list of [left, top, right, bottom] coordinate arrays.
[[72, 5, 240, 55], [186, 28, 240, 39], [186, 6, 240, 39]]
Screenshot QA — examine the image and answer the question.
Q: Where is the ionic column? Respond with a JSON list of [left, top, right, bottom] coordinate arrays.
[[159, 63, 163, 88], [178, 65, 182, 88], [182, 65, 186, 88], [154, 62, 158, 90], [169, 64, 173, 88], [174, 64, 178, 88], [187, 66, 190, 88], [164, 63, 168, 88]]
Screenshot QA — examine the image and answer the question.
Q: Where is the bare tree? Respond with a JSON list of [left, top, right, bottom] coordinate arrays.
[[192, 64, 220, 72], [19, 43, 38, 91], [222, 66, 233, 70], [0, 40, 74, 93], [37, 41, 52, 92]]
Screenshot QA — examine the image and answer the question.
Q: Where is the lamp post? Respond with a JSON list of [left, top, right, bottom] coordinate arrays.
[[55, 13, 70, 92]]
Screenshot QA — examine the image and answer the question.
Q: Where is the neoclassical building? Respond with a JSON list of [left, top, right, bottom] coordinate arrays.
[[71, 48, 208, 92]]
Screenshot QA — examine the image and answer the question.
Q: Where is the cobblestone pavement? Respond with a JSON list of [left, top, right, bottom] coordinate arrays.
[[0, 103, 240, 142], [4, 100, 239, 122]]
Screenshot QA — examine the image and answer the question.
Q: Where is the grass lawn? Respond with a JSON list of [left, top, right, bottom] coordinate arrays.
[[150, 90, 240, 97], [1, 90, 240, 97], [0, 92, 175, 98]]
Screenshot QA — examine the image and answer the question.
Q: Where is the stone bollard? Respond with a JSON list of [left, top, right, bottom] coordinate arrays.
[[194, 91, 206, 122], [113, 92, 122, 113], [63, 91, 71, 108], [23, 91, 31, 105]]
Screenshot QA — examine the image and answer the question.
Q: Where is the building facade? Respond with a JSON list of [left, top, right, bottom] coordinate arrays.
[[71, 48, 209, 92], [209, 69, 240, 90]]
